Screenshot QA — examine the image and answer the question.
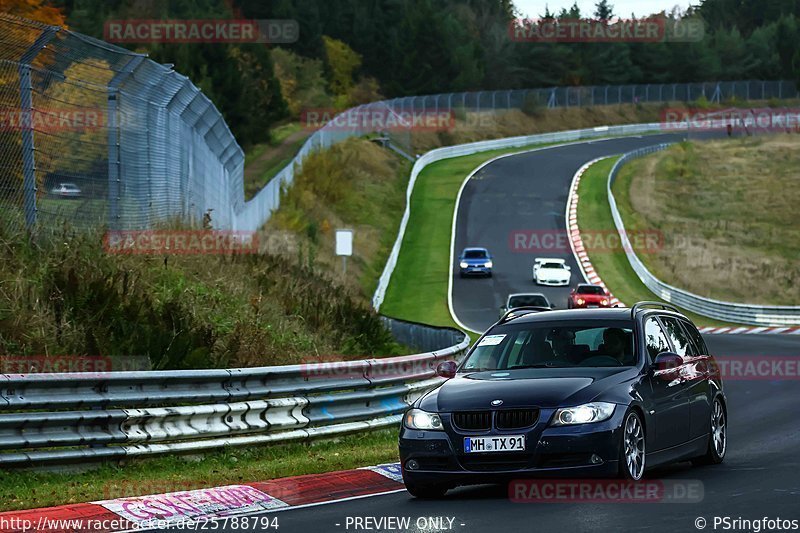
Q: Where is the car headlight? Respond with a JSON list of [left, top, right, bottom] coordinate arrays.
[[485, 261, 493, 268], [404, 409, 443, 430], [601, 299, 609, 306], [459, 261, 468, 268], [577, 298, 585, 305], [551, 402, 616, 426]]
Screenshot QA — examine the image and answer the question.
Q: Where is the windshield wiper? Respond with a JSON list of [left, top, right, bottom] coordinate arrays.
[[507, 362, 567, 369]]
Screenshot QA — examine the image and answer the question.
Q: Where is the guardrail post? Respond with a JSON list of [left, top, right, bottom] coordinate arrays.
[[18, 26, 57, 231]]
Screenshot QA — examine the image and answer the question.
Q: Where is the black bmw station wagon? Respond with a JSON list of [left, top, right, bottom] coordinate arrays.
[[399, 302, 727, 498]]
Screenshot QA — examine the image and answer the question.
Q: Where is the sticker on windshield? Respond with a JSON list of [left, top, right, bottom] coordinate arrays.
[[478, 334, 506, 347]]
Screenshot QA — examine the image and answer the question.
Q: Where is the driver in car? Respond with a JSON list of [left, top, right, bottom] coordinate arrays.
[[601, 327, 630, 364]]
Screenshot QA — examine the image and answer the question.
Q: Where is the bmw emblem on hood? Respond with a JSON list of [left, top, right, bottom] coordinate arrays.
[[491, 399, 503, 406]]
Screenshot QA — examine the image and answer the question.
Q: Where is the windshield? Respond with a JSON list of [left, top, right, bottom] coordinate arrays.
[[541, 262, 564, 269], [577, 285, 605, 295], [463, 250, 488, 259], [508, 295, 548, 308], [462, 322, 636, 371]]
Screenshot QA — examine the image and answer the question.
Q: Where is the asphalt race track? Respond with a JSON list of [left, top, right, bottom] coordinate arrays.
[[175, 134, 800, 533], [451, 133, 692, 332]]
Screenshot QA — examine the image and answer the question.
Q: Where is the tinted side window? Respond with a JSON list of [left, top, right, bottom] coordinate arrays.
[[661, 317, 697, 356], [644, 318, 670, 361], [681, 320, 708, 355]]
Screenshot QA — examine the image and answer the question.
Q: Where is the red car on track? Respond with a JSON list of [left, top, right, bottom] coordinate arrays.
[[567, 283, 611, 308]]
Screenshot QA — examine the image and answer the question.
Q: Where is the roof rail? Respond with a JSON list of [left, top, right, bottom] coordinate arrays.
[[630, 301, 681, 317], [499, 306, 552, 323]]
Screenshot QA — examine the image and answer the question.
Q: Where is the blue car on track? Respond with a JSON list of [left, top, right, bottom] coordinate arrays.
[[458, 247, 493, 278]]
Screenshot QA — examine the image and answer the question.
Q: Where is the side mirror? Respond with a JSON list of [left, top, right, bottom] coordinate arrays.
[[436, 361, 457, 379], [653, 351, 684, 372], [565, 265, 571, 271], [550, 303, 557, 308]]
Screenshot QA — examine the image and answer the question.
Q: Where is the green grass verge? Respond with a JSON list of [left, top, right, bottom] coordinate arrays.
[[576, 157, 739, 328], [0, 429, 399, 512], [380, 143, 569, 334]]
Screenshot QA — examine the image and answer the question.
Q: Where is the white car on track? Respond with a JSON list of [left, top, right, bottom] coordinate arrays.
[[532, 257, 571, 286]]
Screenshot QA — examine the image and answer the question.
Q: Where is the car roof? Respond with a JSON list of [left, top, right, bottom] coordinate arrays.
[[535, 257, 565, 263], [462, 247, 489, 253], [508, 292, 547, 298], [504, 307, 634, 324], [502, 306, 690, 325]]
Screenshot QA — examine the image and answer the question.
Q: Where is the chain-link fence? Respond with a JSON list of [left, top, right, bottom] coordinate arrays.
[[385, 81, 798, 113], [0, 13, 243, 233], [1, 14, 797, 234]]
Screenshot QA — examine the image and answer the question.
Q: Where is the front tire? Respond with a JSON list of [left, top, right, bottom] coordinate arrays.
[[405, 482, 448, 499], [692, 397, 726, 466], [619, 410, 646, 480]]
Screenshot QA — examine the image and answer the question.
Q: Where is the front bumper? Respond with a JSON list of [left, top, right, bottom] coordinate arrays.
[[460, 266, 492, 276], [399, 407, 625, 488], [535, 278, 570, 286], [571, 301, 610, 308]]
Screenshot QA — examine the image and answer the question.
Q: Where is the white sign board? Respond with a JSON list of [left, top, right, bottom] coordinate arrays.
[[336, 229, 353, 256]]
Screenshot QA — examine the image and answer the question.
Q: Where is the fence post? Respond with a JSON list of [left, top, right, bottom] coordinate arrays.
[[548, 88, 556, 109], [107, 55, 145, 230], [18, 27, 57, 231]]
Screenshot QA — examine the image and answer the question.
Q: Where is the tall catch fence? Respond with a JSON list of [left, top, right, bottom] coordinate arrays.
[[0, 13, 243, 233]]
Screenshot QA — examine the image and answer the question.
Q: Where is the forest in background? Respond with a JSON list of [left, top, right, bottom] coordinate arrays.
[[4, 0, 800, 147]]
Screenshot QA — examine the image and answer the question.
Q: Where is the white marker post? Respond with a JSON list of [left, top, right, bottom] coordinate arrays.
[[335, 229, 353, 275]]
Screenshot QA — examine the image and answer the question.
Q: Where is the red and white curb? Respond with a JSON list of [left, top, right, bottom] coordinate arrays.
[[566, 159, 800, 336], [566, 158, 624, 308], [0, 464, 405, 532], [698, 326, 800, 335]]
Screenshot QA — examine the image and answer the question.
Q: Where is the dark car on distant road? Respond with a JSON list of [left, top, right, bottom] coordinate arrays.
[[499, 293, 553, 317], [399, 302, 727, 498], [458, 247, 493, 278]]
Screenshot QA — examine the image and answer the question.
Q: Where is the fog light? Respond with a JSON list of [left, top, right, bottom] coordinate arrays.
[[406, 459, 420, 470], [590, 454, 603, 464]]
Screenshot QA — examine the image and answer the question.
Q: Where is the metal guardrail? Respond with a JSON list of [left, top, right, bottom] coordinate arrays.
[[0, 319, 469, 467], [608, 145, 800, 326], [371, 122, 678, 310]]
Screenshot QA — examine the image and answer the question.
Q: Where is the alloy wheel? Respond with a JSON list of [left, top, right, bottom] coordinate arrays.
[[624, 412, 646, 480], [712, 399, 727, 458]]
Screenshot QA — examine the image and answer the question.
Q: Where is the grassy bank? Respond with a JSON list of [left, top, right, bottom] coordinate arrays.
[[614, 135, 800, 305], [0, 225, 401, 369], [0, 429, 399, 512], [576, 157, 733, 327], [244, 122, 311, 201], [267, 138, 411, 301]]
